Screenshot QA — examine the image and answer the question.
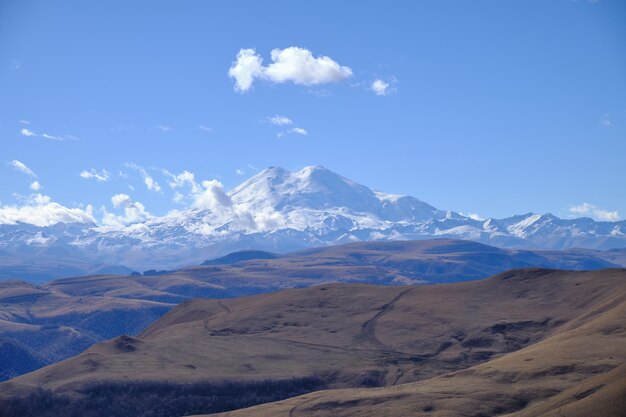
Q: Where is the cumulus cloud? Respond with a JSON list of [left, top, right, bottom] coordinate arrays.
[[0, 194, 95, 227], [569, 202, 620, 222], [194, 180, 233, 210], [228, 48, 264, 92], [29, 181, 42, 191], [368, 77, 397, 96], [268, 115, 293, 126], [229, 47, 352, 93], [370, 79, 390, 96], [8, 160, 37, 177], [102, 193, 152, 228], [80, 168, 111, 182]]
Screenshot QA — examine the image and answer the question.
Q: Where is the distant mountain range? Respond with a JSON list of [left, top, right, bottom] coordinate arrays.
[[1, 165, 625, 281]]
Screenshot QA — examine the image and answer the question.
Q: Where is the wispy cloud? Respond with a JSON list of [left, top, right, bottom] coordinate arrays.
[[268, 115, 293, 126], [80, 168, 111, 182], [569, 202, 619, 221], [198, 125, 213, 133], [600, 113, 612, 127], [290, 127, 308, 136], [19, 127, 77, 141], [19, 120, 30, 125], [125, 163, 162, 192], [155, 124, 172, 132], [8, 160, 37, 177], [10, 60, 21, 70], [235, 169, 245, 176], [229, 47, 352, 93]]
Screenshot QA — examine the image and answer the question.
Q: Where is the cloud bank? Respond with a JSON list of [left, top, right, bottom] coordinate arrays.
[[0, 194, 95, 227], [569, 202, 619, 221]]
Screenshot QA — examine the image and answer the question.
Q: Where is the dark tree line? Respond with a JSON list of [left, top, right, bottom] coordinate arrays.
[[0, 377, 325, 417]]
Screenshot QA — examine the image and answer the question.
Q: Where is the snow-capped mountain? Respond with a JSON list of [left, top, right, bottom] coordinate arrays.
[[1, 165, 625, 272]]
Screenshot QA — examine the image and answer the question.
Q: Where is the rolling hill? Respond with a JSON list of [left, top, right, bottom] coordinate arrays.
[[0, 268, 624, 417], [0, 238, 623, 383]]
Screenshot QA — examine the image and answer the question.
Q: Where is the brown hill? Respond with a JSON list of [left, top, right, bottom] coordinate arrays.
[[3, 238, 620, 381], [202, 271, 626, 417], [0, 268, 624, 417]]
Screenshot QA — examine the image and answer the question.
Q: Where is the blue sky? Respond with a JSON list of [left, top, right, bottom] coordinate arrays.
[[1, 0, 624, 225]]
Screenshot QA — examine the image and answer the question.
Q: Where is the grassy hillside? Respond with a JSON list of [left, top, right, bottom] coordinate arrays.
[[0, 268, 624, 417]]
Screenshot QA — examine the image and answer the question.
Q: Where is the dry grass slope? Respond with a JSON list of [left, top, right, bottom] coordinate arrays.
[[0, 268, 624, 417]]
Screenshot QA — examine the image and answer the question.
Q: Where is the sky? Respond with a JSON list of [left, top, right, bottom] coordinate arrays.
[[1, 0, 625, 226]]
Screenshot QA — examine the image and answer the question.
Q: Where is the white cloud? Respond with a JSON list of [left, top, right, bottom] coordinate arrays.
[[268, 115, 293, 126], [569, 202, 620, 222], [163, 169, 200, 193], [41, 133, 63, 140], [194, 180, 233, 210], [462, 213, 484, 221], [0, 194, 95, 227], [80, 168, 111, 182], [29, 181, 42, 191], [229, 47, 352, 93], [370, 79, 390, 96], [155, 124, 171, 132], [290, 127, 308, 136], [19, 120, 30, 125], [228, 48, 264, 92], [125, 163, 162, 192], [10, 60, 21, 70], [143, 175, 161, 192], [111, 193, 132, 208], [600, 113, 612, 127], [19, 127, 74, 141], [102, 193, 151, 228], [235, 169, 245, 175], [198, 125, 213, 133], [8, 160, 37, 177]]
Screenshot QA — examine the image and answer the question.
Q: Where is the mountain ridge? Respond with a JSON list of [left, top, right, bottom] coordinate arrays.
[[1, 166, 624, 277]]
